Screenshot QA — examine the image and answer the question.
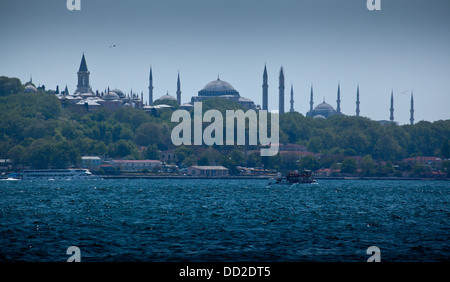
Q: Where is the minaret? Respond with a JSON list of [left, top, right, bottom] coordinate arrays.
[[356, 83, 360, 116], [309, 84, 314, 112], [148, 66, 154, 106], [176, 71, 181, 105], [262, 64, 268, 111], [390, 89, 394, 121], [336, 82, 341, 114], [410, 91, 414, 125], [289, 83, 294, 112], [279, 66, 285, 114]]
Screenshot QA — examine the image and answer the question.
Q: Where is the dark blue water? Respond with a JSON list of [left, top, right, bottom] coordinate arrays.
[[0, 179, 448, 262]]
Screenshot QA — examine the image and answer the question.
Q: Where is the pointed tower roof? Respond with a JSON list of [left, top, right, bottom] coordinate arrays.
[[79, 53, 88, 72]]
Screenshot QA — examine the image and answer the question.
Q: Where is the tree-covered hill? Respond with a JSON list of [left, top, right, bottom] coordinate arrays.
[[0, 76, 449, 174]]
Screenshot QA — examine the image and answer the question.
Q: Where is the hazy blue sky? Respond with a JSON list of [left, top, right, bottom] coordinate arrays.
[[1, 0, 449, 124]]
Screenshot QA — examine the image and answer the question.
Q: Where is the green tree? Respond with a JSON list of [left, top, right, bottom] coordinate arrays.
[[441, 138, 450, 158], [135, 122, 162, 146], [0, 76, 23, 96], [341, 158, 357, 174], [7, 145, 26, 167], [361, 155, 375, 176], [144, 144, 160, 160]]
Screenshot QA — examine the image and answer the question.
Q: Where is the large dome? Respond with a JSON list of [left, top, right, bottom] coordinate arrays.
[[314, 101, 335, 112], [198, 78, 239, 97], [103, 91, 120, 100], [306, 100, 338, 119]]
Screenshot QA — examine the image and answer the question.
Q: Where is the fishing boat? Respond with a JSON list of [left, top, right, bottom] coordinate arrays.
[[268, 170, 316, 185]]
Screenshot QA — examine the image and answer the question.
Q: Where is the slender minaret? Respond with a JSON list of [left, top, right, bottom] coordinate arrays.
[[410, 91, 414, 125], [290, 83, 294, 112], [309, 84, 314, 112], [390, 89, 394, 121], [336, 82, 341, 114], [279, 66, 285, 114], [148, 66, 154, 106], [262, 64, 268, 111], [356, 83, 360, 117], [176, 71, 181, 105]]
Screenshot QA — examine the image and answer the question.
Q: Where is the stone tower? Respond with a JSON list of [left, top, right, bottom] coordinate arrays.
[[76, 53, 92, 94]]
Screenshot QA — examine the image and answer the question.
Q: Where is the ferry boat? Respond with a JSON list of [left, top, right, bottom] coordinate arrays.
[[19, 169, 97, 180], [268, 170, 316, 185]]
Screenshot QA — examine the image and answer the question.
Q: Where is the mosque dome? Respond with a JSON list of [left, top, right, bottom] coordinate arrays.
[[103, 91, 120, 100], [306, 100, 338, 119], [111, 89, 125, 98], [157, 92, 177, 101], [198, 77, 240, 97], [24, 84, 37, 93], [314, 101, 335, 112]]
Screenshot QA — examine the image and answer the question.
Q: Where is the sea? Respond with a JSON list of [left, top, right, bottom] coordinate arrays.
[[0, 178, 448, 262]]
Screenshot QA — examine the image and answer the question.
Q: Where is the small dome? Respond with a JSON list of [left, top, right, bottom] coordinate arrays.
[[103, 91, 120, 100], [157, 92, 177, 101], [24, 84, 37, 93], [111, 89, 125, 98]]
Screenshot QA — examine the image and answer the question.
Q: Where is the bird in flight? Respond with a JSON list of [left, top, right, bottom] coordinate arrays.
[[109, 43, 119, 48]]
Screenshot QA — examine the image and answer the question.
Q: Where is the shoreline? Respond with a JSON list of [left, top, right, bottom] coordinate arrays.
[[99, 175, 450, 181]]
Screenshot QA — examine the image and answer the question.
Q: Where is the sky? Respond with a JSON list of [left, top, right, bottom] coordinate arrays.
[[0, 0, 449, 125]]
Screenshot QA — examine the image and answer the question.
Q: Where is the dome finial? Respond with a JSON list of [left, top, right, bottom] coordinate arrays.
[[217, 74, 220, 81]]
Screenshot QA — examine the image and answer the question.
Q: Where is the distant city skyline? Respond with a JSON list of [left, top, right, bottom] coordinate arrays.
[[1, 0, 449, 124]]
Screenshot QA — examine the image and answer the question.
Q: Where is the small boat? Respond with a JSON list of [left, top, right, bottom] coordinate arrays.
[[0, 173, 21, 181], [268, 170, 316, 185]]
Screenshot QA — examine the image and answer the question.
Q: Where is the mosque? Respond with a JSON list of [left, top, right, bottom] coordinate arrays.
[[57, 53, 415, 125]]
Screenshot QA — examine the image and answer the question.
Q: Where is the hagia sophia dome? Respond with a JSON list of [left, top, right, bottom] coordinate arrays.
[[198, 77, 240, 97]]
